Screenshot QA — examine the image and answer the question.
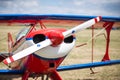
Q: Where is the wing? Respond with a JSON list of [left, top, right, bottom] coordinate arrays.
[[0, 14, 120, 23], [0, 69, 24, 75], [57, 60, 120, 71], [0, 14, 120, 31]]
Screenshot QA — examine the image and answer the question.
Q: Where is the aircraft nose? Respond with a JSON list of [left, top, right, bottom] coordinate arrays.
[[26, 29, 65, 47], [47, 31, 64, 47]]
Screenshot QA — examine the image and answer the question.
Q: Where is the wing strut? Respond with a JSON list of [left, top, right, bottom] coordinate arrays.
[[39, 20, 47, 29], [90, 25, 95, 74], [22, 70, 30, 80], [102, 22, 114, 61]]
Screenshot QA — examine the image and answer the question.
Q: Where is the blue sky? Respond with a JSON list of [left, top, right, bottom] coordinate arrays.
[[0, 0, 120, 17]]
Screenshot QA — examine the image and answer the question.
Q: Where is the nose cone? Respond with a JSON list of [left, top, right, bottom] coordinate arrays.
[[47, 30, 64, 47]]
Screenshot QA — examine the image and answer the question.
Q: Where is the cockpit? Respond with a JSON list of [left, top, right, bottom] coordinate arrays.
[[16, 27, 29, 41]]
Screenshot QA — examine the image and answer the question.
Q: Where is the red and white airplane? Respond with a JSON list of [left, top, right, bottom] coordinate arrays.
[[0, 14, 120, 80]]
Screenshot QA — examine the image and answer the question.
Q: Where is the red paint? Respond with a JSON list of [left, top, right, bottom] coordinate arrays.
[[8, 32, 14, 53], [26, 28, 65, 47], [19, 28, 66, 79], [102, 22, 114, 61], [50, 70, 62, 80], [3, 59, 8, 64], [3, 56, 14, 65], [94, 16, 102, 23], [25, 54, 65, 74], [47, 30, 64, 46], [99, 16, 102, 21], [39, 21, 47, 29], [9, 56, 14, 62], [22, 70, 30, 80], [94, 18, 98, 23], [2, 16, 101, 80]]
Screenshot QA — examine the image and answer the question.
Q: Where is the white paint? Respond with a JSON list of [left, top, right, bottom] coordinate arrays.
[[34, 39, 76, 59], [63, 16, 101, 37], [5, 39, 52, 64]]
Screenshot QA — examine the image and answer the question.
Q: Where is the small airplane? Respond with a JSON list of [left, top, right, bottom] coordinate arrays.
[[0, 14, 120, 80]]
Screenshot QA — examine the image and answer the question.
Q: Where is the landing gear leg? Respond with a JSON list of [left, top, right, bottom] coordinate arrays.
[[22, 71, 30, 80]]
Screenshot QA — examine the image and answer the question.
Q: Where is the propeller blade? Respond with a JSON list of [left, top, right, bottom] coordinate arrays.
[[3, 39, 52, 64], [63, 16, 101, 37]]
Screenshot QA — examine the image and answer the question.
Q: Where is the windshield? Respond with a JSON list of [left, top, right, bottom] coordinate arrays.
[[16, 27, 29, 41]]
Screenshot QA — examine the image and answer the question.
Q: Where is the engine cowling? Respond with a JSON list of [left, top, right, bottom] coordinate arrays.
[[26, 29, 76, 59]]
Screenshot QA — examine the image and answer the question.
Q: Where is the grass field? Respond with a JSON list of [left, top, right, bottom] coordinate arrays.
[[59, 29, 120, 80], [0, 25, 120, 80]]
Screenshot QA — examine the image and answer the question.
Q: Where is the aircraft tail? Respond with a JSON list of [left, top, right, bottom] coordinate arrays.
[[8, 32, 14, 54]]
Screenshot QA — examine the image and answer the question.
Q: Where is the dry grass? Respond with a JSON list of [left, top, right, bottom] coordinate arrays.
[[59, 29, 120, 80], [0, 25, 120, 80]]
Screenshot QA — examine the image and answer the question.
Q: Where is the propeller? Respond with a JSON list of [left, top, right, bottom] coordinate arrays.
[[3, 16, 101, 65], [63, 16, 101, 37], [3, 39, 52, 64]]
